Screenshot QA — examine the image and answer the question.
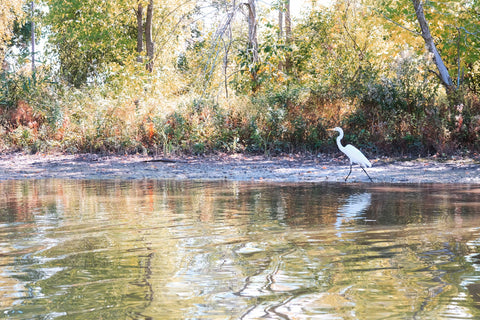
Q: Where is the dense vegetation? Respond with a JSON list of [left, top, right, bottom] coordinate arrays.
[[1, 0, 479, 157]]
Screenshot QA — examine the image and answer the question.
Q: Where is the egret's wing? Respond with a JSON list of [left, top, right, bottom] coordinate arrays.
[[344, 144, 371, 167]]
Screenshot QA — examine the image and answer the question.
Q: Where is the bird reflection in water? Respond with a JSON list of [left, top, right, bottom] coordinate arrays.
[[335, 193, 372, 238]]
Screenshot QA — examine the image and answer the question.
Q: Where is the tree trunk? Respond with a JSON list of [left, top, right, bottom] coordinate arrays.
[[411, 0, 453, 90], [145, 0, 154, 72], [284, 0, 292, 74], [223, 3, 234, 99], [136, 2, 143, 63], [31, 1, 35, 78], [285, 0, 291, 44], [246, 0, 258, 86], [278, 4, 283, 40]]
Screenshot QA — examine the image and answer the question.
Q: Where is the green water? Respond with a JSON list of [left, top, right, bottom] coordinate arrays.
[[1, 180, 480, 319]]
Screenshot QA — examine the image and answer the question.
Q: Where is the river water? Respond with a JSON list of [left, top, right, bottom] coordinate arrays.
[[1, 180, 480, 319]]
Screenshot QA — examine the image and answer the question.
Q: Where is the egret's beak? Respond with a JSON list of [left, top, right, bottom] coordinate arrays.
[[327, 128, 335, 131]]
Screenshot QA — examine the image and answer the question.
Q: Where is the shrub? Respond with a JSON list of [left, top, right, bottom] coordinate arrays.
[[356, 48, 443, 155]]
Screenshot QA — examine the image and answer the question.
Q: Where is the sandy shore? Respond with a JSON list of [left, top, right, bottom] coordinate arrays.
[[0, 152, 479, 184]]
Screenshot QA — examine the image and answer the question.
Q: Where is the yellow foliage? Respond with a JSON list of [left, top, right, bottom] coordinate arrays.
[[0, 0, 24, 60]]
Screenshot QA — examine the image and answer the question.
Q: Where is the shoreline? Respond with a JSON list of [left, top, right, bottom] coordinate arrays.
[[0, 152, 479, 184]]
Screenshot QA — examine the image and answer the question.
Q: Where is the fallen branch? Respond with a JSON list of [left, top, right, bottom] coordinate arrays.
[[143, 158, 187, 163]]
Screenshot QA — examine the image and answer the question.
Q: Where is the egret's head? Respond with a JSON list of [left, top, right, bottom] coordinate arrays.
[[328, 127, 342, 134]]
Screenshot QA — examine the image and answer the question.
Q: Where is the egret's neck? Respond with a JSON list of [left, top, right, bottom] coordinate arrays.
[[336, 133, 345, 151]]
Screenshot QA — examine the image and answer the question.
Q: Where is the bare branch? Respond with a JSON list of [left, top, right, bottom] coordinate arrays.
[[371, 7, 421, 36]]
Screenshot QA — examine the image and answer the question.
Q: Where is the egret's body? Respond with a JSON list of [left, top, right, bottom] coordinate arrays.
[[329, 127, 373, 182]]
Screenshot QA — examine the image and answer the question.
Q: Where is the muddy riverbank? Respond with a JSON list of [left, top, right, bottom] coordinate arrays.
[[0, 152, 479, 184]]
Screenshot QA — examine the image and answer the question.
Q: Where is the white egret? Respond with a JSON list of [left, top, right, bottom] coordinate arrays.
[[328, 127, 373, 182]]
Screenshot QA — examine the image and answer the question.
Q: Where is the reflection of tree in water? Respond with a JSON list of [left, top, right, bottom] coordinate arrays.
[[2, 181, 480, 318], [222, 184, 480, 319], [0, 180, 173, 319]]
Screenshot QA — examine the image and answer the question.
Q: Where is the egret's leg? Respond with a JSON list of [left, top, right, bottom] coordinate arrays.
[[362, 167, 373, 182], [345, 163, 353, 182]]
